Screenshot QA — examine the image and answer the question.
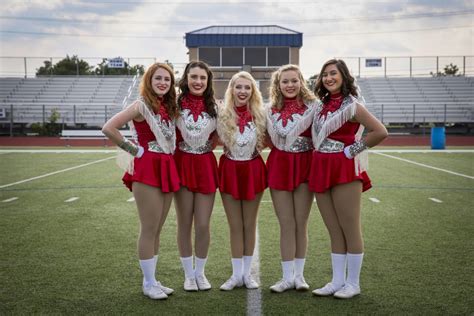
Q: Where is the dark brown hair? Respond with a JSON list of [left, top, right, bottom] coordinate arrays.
[[139, 62, 178, 118], [314, 59, 358, 103], [177, 60, 217, 117]]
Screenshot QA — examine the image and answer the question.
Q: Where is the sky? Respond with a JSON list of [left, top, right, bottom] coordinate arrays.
[[0, 0, 473, 78]]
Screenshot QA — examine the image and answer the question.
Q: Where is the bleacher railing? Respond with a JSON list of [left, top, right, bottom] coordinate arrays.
[[0, 56, 472, 78]]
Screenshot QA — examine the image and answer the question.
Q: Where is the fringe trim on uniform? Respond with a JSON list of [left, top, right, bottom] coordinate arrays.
[[176, 111, 217, 149], [266, 100, 318, 151], [314, 96, 358, 150], [353, 124, 368, 175], [116, 98, 176, 174]]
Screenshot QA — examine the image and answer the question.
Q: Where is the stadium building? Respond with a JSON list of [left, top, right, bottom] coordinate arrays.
[[185, 25, 303, 99]]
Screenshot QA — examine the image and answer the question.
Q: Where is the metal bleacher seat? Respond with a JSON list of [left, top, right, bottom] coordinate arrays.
[[357, 76, 473, 124]]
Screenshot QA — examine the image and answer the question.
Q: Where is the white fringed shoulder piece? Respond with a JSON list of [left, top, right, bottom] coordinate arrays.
[[266, 99, 319, 151], [116, 98, 176, 174], [314, 96, 358, 150]]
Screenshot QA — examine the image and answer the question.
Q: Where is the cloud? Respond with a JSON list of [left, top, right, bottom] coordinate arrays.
[[1, 0, 473, 77]]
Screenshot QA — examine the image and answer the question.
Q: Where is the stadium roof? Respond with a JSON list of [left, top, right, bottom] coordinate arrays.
[[185, 25, 302, 47]]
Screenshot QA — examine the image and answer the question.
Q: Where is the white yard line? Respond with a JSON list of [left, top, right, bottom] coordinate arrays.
[[374, 152, 474, 180], [65, 197, 79, 203], [0, 156, 115, 189], [369, 197, 380, 203], [429, 198, 443, 203], [2, 197, 18, 202], [127, 197, 135, 202], [247, 228, 262, 316]]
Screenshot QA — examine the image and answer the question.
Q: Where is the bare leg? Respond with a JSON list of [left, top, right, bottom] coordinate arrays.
[[315, 191, 347, 254], [193, 192, 215, 258], [293, 183, 313, 258], [270, 189, 296, 261], [154, 192, 173, 255], [242, 192, 263, 256], [331, 181, 364, 253], [132, 182, 170, 260], [221, 193, 244, 258], [174, 187, 195, 257]]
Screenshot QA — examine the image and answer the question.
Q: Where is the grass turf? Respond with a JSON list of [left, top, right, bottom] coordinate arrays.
[[0, 150, 473, 314]]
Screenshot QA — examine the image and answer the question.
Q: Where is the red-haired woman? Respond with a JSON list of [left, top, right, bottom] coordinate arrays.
[[102, 62, 180, 300]]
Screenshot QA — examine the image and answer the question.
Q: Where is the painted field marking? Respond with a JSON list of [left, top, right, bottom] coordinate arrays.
[[374, 152, 474, 180], [65, 197, 79, 203], [261, 200, 272, 203], [0, 156, 115, 189], [247, 228, 262, 316], [127, 197, 135, 202], [2, 197, 18, 203], [429, 198, 443, 203], [369, 197, 380, 203]]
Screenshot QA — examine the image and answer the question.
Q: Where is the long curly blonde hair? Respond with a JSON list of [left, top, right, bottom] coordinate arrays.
[[218, 71, 266, 151], [269, 64, 316, 109]]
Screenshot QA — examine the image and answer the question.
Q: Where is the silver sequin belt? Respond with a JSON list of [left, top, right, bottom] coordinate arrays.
[[224, 149, 259, 161], [317, 138, 345, 153], [178, 140, 212, 154], [287, 136, 313, 153], [148, 141, 166, 154]]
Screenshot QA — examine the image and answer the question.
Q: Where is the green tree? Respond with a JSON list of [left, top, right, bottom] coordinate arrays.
[[94, 59, 144, 76], [36, 55, 93, 76], [431, 63, 460, 77]]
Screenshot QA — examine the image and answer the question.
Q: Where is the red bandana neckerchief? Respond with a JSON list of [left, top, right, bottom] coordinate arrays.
[[235, 105, 252, 133], [181, 93, 205, 122], [273, 98, 307, 127]]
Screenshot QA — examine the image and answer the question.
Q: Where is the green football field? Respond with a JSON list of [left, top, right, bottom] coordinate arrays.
[[1, 148, 473, 315]]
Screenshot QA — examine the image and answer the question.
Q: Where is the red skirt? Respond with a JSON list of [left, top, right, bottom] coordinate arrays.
[[122, 151, 180, 193], [219, 155, 267, 200], [266, 147, 312, 191], [308, 151, 372, 193], [174, 149, 218, 194]]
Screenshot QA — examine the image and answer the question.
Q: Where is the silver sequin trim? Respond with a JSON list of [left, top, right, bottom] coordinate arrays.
[[148, 141, 166, 154], [178, 140, 212, 154], [224, 149, 259, 161], [317, 138, 344, 153], [349, 140, 368, 157], [287, 136, 313, 153]]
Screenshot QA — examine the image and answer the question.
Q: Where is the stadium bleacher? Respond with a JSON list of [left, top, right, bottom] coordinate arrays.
[[357, 76, 473, 124], [0, 75, 139, 126], [0, 75, 472, 128]]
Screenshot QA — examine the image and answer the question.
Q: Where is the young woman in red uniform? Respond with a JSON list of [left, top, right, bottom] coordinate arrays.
[[309, 59, 387, 299], [174, 61, 218, 291], [217, 71, 267, 291], [102, 63, 179, 300], [266, 64, 318, 293]]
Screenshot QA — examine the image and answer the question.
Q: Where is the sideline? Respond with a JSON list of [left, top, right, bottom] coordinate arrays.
[[373, 152, 474, 179], [0, 156, 115, 189]]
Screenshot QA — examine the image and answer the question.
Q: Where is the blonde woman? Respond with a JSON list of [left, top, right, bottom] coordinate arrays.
[[266, 64, 318, 293], [217, 71, 267, 291]]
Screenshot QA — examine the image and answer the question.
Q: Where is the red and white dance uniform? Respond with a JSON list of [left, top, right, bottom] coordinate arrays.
[[174, 93, 218, 194], [218, 105, 267, 200], [123, 99, 180, 193], [266, 97, 318, 191], [309, 93, 372, 193]]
